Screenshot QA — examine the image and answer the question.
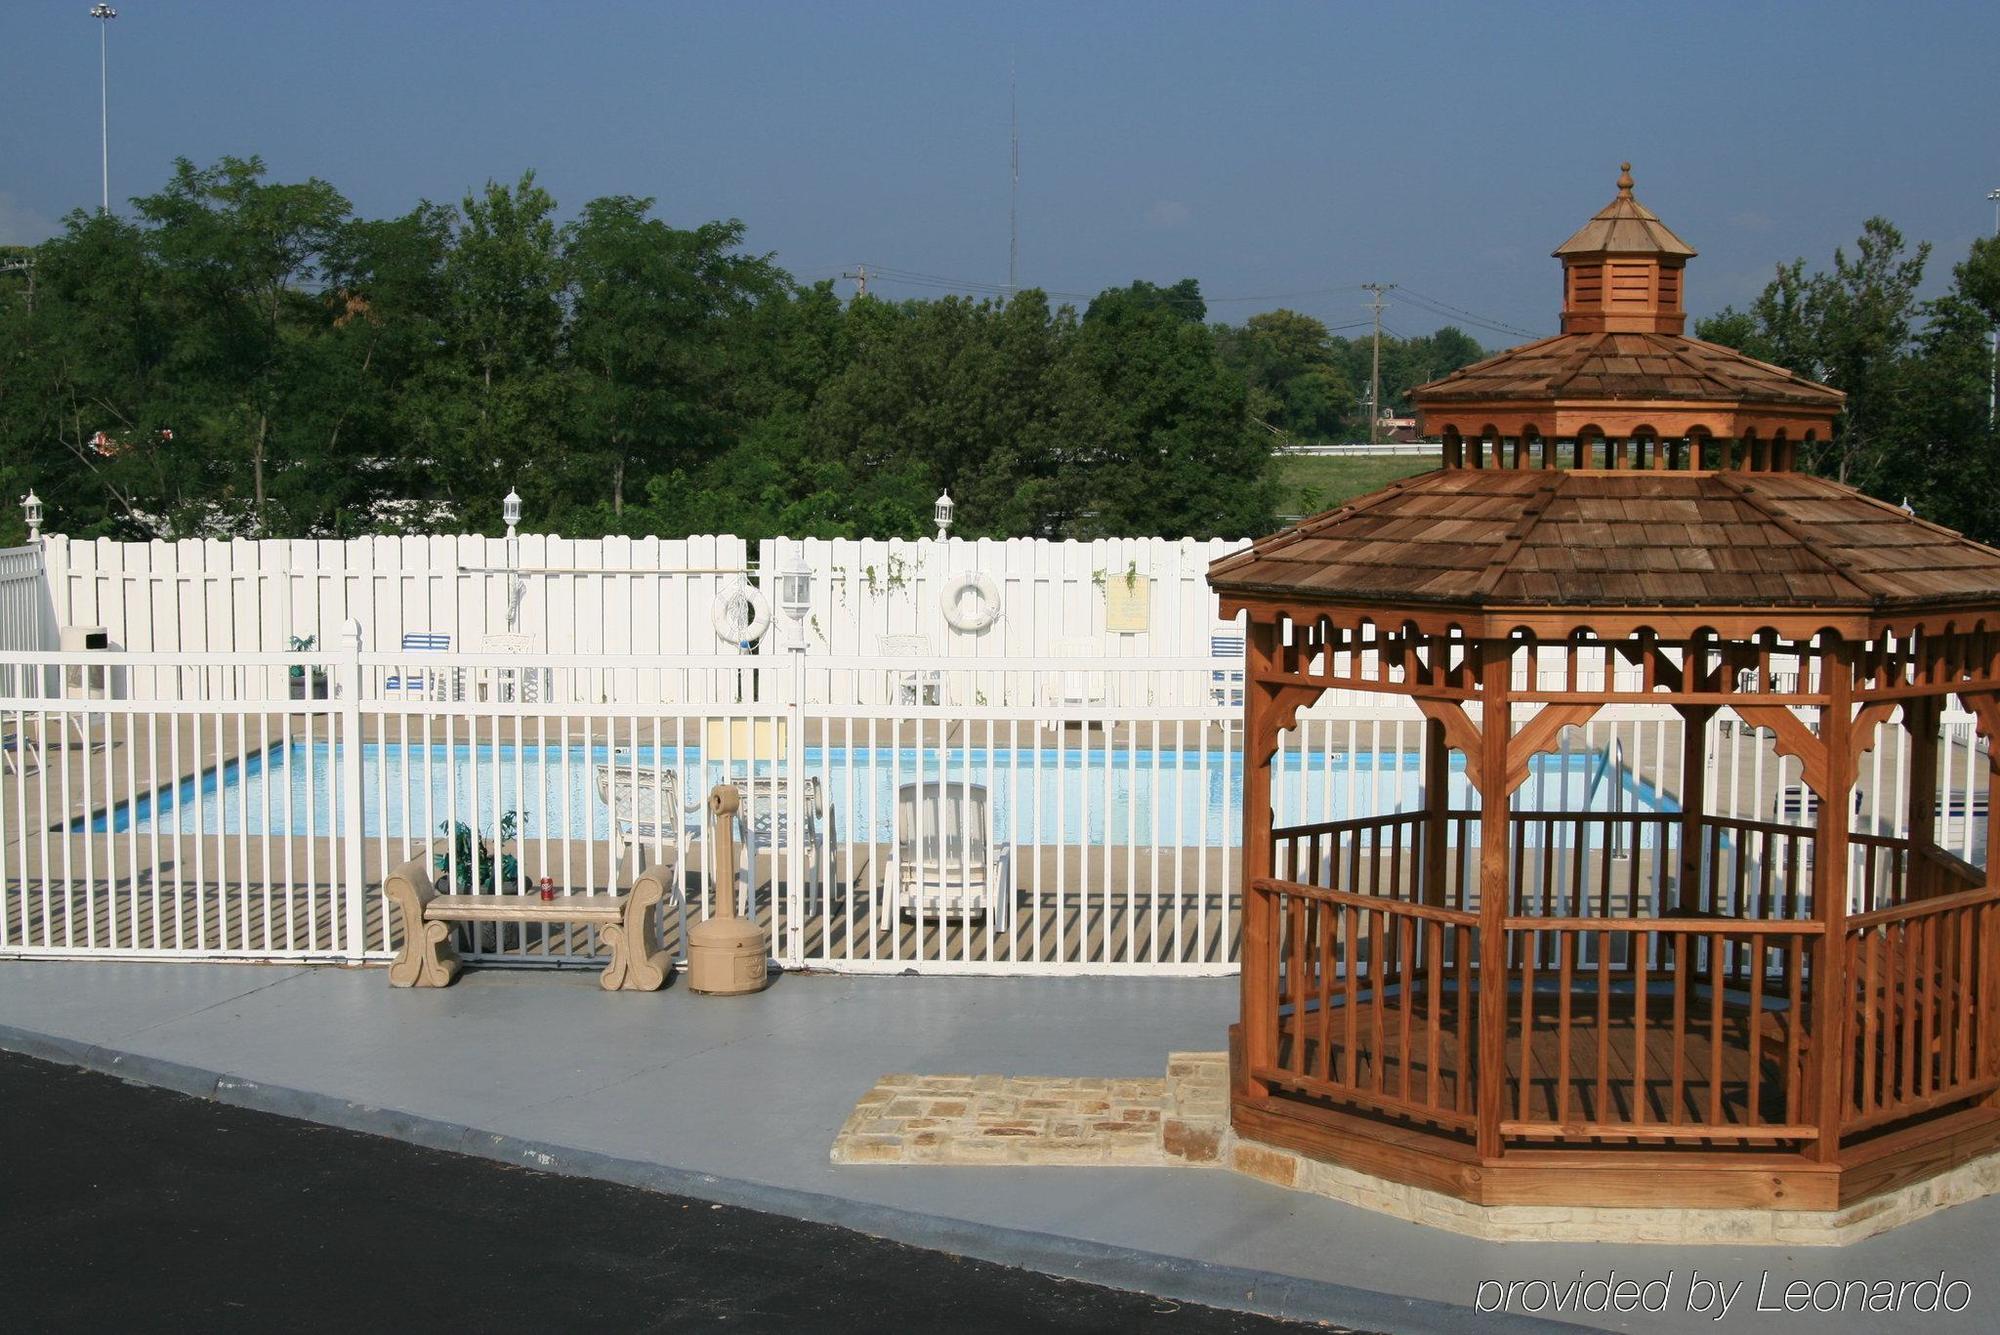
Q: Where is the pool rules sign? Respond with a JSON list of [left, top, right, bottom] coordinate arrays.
[[1103, 574, 1150, 633]]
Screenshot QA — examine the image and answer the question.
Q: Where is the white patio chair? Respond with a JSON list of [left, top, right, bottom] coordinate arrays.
[[596, 763, 702, 868], [383, 631, 455, 700], [878, 634, 942, 706], [732, 772, 838, 911], [1040, 637, 1110, 727], [887, 779, 1012, 931], [478, 631, 547, 703]]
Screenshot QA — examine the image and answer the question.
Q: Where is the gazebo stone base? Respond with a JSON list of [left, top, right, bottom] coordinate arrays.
[[1221, 1125, 2000, 1246], [828, 1051, 2000, 1245]]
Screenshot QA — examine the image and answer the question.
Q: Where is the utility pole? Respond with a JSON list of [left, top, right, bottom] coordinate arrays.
[[1008, 61, 1019, 300], [841, 264, 869, 298], [92, 5, 117, 214], [1988, 188, 1999, 430], [1362, 283, 1396, 447]]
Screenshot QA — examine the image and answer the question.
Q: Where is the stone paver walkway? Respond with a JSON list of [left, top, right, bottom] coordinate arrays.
[[833, 1052, 1229, 1167]]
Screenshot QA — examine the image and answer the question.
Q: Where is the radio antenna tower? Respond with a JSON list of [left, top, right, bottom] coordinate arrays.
[[1008, 61, 1019, 299]]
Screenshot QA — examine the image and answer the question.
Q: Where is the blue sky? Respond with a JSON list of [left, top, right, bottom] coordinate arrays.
[[4, 1, 1996, 342]]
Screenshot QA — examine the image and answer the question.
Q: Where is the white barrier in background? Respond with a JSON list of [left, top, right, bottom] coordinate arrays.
[[40, 534, 1254, 691]]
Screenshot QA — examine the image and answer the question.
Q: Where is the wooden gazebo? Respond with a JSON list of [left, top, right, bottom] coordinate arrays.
[[1208, 166, 2000, 1214]]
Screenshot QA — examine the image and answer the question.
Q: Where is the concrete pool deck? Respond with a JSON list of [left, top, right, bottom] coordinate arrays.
[[2, 961, 1997, 1333]]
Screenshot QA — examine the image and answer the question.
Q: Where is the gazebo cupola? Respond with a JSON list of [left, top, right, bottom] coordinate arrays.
[[1555, 162, 1695, 335], [1207, 165, 2000, 1232]]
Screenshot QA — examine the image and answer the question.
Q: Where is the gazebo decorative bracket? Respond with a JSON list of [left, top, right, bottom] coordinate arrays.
[[1731, 702, 1831, 798]]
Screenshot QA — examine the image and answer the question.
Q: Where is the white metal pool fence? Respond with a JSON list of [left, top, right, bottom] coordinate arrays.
[[0, 639, 1986, 976]]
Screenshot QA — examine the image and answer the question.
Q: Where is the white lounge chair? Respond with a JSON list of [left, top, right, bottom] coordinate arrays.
[[1210, 628, 1246, 708], [384, 631, 454, 700], [2, 717, 41, 776], [887, 779, 1012, 931]]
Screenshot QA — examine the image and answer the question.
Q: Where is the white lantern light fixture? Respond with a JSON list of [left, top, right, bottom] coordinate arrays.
[[502, 487, 523, 537], [22, 490, 43, 541], [934, 489, 954, 541], [778, 557, 813, 624]]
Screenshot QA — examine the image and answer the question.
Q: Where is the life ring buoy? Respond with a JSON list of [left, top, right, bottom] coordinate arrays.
[[940, 570, 1002, 633], [712, 580, 772, 648]]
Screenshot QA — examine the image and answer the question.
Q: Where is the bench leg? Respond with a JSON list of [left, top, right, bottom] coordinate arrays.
[[601, 874, 671, 992], [387, 884, 460, 988]]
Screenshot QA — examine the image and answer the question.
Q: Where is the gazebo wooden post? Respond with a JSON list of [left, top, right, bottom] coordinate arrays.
[[1240, 615, 1283, 1100], [1422, 713, 1450, 906], [1903, 695, 1941, 899], [1810, 638, 1855, 1163], [1674, 701, 1716, 913], [1475, 641, 1513, 1160]]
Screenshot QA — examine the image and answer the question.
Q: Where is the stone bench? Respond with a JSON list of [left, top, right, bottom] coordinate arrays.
[[384, 851, 675, 991]]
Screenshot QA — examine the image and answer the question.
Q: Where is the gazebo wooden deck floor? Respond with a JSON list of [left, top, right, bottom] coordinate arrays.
[[1274, 990, 1784, 1137]]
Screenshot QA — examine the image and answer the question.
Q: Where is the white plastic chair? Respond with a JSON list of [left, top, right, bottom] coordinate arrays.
[[596, 763, 702, 868], [878, 634, 941, 706], [479, 631, 546, 703], [1043, 637, 1111, 713], [887, 779, 1012, 931]]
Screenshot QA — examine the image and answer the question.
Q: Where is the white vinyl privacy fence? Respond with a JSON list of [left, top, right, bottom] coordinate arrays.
[[41, 533, 1252, 682], [1, 641, 1988, 975]]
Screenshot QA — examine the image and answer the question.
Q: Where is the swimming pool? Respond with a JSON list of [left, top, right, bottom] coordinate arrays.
[[78, 742, 1674, 845]]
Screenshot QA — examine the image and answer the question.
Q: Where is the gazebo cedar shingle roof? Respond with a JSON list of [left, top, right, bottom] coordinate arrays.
[[1412, 331, 1845, 412], [1208, 469, 2000, 617]]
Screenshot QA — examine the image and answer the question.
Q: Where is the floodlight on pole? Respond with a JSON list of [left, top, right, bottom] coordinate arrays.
[[91, 5, 117, 215]]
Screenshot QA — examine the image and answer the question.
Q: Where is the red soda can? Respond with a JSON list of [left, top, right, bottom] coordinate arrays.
[[539, 876, 556, 902]]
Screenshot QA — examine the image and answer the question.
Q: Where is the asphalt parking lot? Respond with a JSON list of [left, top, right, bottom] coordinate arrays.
[[0, 1049, 1359, 1333]]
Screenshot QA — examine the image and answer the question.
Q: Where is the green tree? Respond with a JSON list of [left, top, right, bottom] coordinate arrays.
[[1698, 219, 1929, 487], [135, 156, 352, 532], [1073, 280, 1275, 537]]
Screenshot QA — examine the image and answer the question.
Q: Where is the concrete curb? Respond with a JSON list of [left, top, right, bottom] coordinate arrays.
[[0, 1022, 1583, 1335]]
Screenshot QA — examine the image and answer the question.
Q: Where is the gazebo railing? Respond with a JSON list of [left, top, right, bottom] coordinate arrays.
[[1501, 916, 1822, 1143], [1261, 875, 1480, 1134], [1840, 886, 2000, 1135], [1252, 807, 1996, 1156]]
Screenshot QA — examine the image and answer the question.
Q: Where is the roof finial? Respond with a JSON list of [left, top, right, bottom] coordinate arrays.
[[1617, 161, 1635, 198]]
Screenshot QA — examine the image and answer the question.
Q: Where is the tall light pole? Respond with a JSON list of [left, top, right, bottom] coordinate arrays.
[[1988, 187, 1999, 430], [91, 5, 117, 215]]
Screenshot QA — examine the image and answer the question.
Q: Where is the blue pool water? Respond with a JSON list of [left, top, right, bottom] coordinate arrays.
[[78, 743, 1674, 845]]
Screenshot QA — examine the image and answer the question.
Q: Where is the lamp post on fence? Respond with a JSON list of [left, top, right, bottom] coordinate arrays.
[[934, 490, 954, 542], [502, 487, 522, 631], [22, 491, 43, 542], [776, 555, 813, 962]]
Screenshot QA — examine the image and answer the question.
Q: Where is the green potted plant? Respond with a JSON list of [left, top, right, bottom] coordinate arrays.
[[434, 810, 525, 951], [434, 810, 522, 894], [287, 634, 328, 699]]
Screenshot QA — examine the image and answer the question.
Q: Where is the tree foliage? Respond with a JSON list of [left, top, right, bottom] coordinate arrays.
[[1696, 219, 2000, 542]]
